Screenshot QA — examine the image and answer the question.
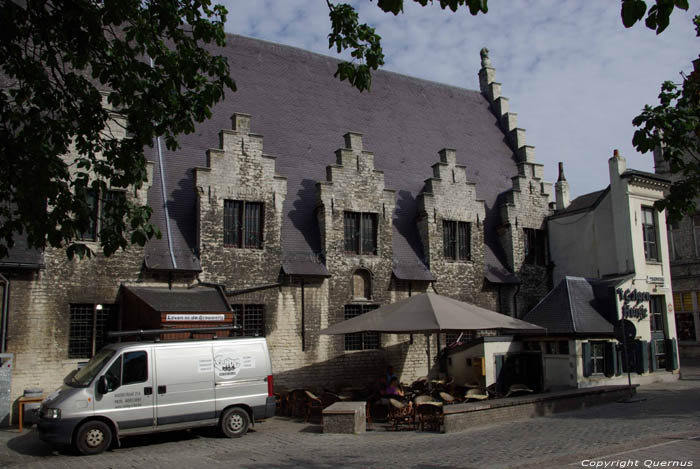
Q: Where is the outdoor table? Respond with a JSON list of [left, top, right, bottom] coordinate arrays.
[[18, 395, 44, 432]]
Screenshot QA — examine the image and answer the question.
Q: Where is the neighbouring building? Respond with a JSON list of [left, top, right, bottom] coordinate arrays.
[[653, 57, 700, 359], [524, 152, 680, 389], [0, 38, 556, 419]]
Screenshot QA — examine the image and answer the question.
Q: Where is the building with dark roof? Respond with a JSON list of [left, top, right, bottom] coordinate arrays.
[[0, 37, 556, 409]]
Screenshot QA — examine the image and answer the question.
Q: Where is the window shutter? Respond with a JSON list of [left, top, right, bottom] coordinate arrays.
[[582, 342, 592, 377], [494, 355, 504, 393], [635, 340, 649, 374], [604, 342, 615, 377], [615, 346, 623, 376], [666, 338, 678, 371]]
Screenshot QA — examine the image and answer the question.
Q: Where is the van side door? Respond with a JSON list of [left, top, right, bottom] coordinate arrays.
[[154, 345, 216, 428], [93, 350, 155, 433]]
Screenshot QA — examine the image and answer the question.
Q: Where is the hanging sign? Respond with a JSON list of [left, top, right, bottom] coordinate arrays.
[[165, 314, 226, 321], [647, 276, 665, 285], [615, 288, 649, 321]]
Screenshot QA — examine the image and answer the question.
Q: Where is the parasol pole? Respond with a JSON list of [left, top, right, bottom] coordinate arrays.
[[425, 333, 431, 381]]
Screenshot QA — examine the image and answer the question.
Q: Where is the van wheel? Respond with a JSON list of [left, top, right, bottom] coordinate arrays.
[[75, 420, 112, 455], [220, 407, 249, 438]]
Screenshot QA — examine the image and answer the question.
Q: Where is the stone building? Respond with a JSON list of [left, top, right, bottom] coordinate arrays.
[[0, 36, 554, 414]]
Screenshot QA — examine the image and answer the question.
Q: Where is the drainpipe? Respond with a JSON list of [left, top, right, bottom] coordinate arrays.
[[301, 278, 305, 352], [0, 273, 8, 353]]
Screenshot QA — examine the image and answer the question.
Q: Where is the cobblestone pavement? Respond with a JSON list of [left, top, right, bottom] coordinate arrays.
[[1, 376, 698, 469]]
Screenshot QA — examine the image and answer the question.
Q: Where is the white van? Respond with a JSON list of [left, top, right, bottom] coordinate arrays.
[[38, 337, 275, 455]]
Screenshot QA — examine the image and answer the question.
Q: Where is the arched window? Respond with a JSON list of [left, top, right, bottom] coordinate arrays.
[[352, 269, 372, 300]]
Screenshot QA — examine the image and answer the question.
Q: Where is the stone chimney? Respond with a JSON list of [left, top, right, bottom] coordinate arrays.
[[609, 149, 626, 180], [555, 162, 570, 210]]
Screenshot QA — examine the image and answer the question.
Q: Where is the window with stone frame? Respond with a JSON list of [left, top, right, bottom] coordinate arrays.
[[667, 219, 681, 261], [694, 214, 700, 257], [343, 211, 377, 255], [523, 228, 546, 266], [68, 303, 117, 358], [231, 304, 265, 337], [77, 190, 125, 241], [642, 206, 659, 262], [443, 220, 471, 261], [674, 292, 697, 341], [344, 304, 379, 350], [223, 200, 264, 249]]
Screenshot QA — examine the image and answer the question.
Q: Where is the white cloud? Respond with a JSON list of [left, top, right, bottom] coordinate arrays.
[[222, 0, 698, 197]]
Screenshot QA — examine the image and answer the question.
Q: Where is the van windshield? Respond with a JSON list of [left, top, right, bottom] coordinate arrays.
[[66, 348, 116, 388]]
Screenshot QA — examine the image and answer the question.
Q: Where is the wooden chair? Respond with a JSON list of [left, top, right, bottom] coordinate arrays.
[[387, 398, 414, 431], [464, 388, 489, 401], [505, 384, 534, 398], [304, 390, 324, 423], [439, 391, 456, 404], [415, 402, 443, 432]]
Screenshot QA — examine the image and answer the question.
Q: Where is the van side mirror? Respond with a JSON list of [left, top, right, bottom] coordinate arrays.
[[97, 375, 109, 394]]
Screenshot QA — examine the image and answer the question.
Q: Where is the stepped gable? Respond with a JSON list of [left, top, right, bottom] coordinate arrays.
[[144, 35, 521, 275]]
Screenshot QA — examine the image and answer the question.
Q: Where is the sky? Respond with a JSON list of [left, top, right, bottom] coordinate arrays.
[[220, 1, 698, 199]]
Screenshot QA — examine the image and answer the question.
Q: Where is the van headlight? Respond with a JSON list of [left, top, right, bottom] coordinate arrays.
[[41, 408, 61, 419]]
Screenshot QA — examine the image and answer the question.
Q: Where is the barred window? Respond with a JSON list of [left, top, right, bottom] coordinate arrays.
[[344, 304, 379, 350], [642, 207, 658, 261], [674, 292, 697, 341], [524, 228, 546, 265], [224, 200, 263, 249], [68, 303, 117, 359], [446, 331, 474, 345], [443, 220, 471, 261], [231, 304, 265, 337], [344, 212, 377, 255]]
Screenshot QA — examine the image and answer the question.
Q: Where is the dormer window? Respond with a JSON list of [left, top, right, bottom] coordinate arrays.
[[224, 200, 263, 249], [443, 220, 471, 261], [344, 211, 377, 255]]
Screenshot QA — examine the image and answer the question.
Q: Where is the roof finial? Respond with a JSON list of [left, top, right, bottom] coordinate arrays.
[[480, 47, 491, 68], [557, 162, 566, 182]]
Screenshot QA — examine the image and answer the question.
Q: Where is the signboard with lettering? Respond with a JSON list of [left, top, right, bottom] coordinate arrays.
[[615, 288, 649, 321], [165, 314, 226, 322]]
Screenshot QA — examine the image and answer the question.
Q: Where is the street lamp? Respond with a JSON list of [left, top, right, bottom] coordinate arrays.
[[92, 304, 103, 357]]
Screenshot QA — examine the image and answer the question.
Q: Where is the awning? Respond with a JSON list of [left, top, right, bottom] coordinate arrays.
[[122, 285, 230, 312]]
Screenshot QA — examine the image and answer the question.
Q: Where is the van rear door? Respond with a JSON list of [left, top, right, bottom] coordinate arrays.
[[154, 344, 216, 427]]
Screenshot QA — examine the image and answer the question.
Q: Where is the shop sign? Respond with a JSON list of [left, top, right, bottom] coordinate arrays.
[[615, 288, 649, 321], [647, 276, 665, 285], [165, 314, 226, 321]]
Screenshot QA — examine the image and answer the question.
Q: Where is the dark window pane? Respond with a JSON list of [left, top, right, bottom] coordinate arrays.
[[443, 220, 456, 260], [244, 202, 263, 248], [100, 191, 125, 234], [642, 207, 658, 261], [362, 213, 377, 255], [344, 304, 379, 350], [650, 296, 665, 332], [68, 304, 116, 359], [78, 191, 98, 241], [122, 351, 148, 385], [232, 304, 265, 337], [344, 212, 360, 253], [104, 356, 122, 391], [676, 313, 696, 341]]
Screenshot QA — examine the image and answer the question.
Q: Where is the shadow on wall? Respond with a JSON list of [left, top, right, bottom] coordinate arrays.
[[273, 339, 439, 390]]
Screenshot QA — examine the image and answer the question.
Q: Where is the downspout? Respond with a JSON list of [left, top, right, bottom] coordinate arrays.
[[301, 278, 305, 352], [151, 57, 177, 270], [0, 273, 8, 353]]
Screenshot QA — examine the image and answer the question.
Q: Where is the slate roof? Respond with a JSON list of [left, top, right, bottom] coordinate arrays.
[[549, 188, 609, 219], [123, 286, 230, 312], [523, 276, 616, 335], [141, 35, 522, 279], [0, 232, 44, 269], [621, 169, 671, 185]]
